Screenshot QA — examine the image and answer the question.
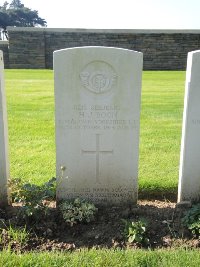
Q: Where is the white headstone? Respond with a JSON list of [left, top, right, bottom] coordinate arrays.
[[178, 50, 200, 202], [54, 46, 143, 206], [0, 51, 10, 206]]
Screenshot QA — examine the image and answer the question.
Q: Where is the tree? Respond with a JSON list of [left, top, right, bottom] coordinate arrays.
[[9, 0, 24, 9], [0, 0, 47, 39]]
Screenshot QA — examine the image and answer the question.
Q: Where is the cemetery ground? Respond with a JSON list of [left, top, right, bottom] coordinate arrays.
[[1, 69, 200, 265]]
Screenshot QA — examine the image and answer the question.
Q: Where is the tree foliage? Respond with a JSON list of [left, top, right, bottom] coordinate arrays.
[[9, 0, 24, 9], [0, 0, 47, 39]]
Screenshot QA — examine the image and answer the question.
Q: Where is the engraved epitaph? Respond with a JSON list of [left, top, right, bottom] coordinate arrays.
[[0, 51, 10, 206], [54, 47, 143, 206], [178, 50, 200, 202]]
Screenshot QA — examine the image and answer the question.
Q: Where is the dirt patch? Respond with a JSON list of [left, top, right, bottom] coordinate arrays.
[[0, 200, 199, 252]]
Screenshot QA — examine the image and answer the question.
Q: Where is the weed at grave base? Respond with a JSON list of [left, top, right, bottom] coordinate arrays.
[[122, 218, 149, 246], [0, 224, 30, 251], [59, 198, 98, 227], [182, 203, 200, 239], [8, 177, 56, 223]]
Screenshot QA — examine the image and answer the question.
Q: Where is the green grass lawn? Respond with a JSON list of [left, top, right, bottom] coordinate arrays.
[[139, 71, 185, 194], [1, 249, 200, 267], [5, 70, 185, 193], [6, 70, 55, 185]]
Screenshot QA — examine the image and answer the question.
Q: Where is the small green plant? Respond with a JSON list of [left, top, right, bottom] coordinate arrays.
[[59, 198, 98, 226], [10, 177, 56, 203], [182, 204, 200, 238], [9, 177, 56, 222], [0, 225, 30, 249], [122, 218, 149, 245]]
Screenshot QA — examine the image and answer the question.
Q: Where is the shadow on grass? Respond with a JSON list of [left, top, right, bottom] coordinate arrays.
[[138, 187, 178, 202]]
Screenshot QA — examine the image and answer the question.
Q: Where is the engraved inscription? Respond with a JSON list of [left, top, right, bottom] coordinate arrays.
[[82, 134, 113, 183], [58, 187, 134, 203], [80, 61, 117, 94], [58, 104, 137, 131], [192, 119, 200, 125]]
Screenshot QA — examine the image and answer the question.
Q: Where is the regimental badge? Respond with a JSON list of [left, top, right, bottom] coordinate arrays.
[[80, 61, 117, 94]]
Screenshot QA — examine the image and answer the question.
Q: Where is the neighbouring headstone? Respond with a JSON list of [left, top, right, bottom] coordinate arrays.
[[0, 51, 10, 206], [178, 50, 200, 202], [54, 46, 143, 206]]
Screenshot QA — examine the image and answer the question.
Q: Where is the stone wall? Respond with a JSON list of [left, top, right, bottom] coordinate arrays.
[[0, 41, 9, 68], [8, 28, 45, 69], [6, 28, 200, 69]]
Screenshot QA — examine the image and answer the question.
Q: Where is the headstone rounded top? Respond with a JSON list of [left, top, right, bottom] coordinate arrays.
[[54, 46, 142, 55]]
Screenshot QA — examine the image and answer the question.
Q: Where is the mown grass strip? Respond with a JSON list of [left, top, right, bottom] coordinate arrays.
[[0, 248, 200, 267]]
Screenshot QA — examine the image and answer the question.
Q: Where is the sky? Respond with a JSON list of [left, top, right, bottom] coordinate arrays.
[[1, 0, 200, 29]]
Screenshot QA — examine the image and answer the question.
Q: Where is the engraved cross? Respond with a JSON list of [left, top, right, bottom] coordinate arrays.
[[82, 134, 113, 183]]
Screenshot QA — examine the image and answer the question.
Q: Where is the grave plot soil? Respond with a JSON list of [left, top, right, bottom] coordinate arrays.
[[0, 200, 199, 252]]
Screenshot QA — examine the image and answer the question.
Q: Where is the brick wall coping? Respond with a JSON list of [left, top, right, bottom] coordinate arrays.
[[7, 27, 200, 34], [0, 41, 9, 45]]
